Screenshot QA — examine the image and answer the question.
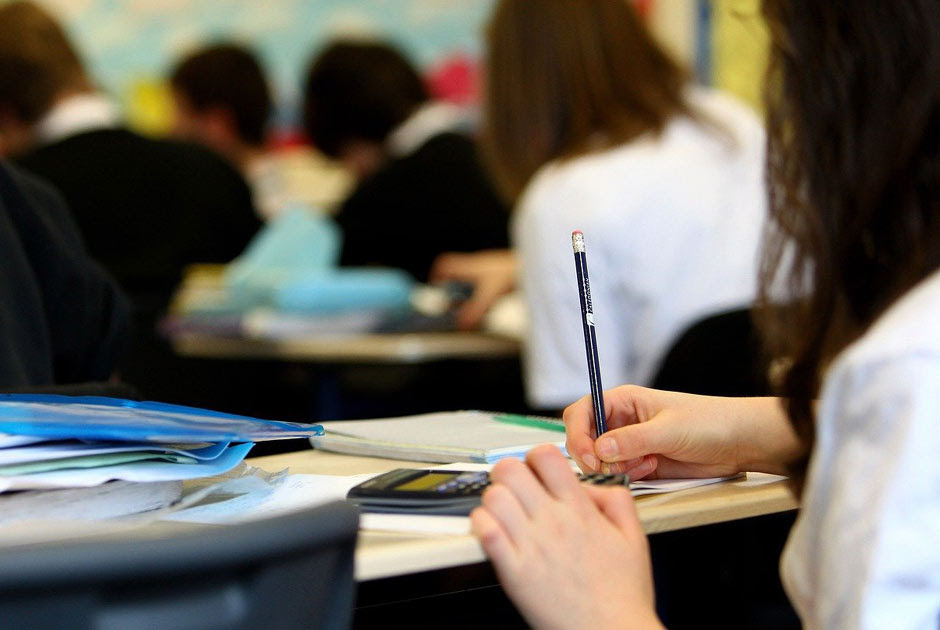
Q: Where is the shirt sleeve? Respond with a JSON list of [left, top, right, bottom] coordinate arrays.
[[796, 353, 940, 629]]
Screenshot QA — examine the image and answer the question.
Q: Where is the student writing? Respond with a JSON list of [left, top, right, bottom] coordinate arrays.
[[471, 1, 940, 627]]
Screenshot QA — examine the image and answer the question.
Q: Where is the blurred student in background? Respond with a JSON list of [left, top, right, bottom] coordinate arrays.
[[169, 43, 351, 222], [302, 40, 509, 283], [440, 0, 767, 411], [0, 161, 128, 389], [0, 1, 260, 398]]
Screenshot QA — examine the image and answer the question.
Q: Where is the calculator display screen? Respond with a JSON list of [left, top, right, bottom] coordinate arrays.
[[395, 472, 458, 491]]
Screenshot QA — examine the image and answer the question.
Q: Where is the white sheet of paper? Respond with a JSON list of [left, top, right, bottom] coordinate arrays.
[[360, 513, 471, 535], [0, 433, 53, 449], [163, 472, 372, 524], [431, 462, 742, 497], [164, 463, 745, 532], [0, 443, 252, 492], [0, 441, 230, 466], [628, 474, 745, 496]]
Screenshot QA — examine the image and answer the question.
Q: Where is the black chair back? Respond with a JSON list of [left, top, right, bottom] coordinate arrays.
[[0, 500, 359, 630], [652, 308, 771, 397]]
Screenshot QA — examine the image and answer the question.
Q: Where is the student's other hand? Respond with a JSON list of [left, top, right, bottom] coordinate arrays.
[[428, 249, 516, 330], [471, 445, 662, 630], [564, 385, 799, 479]]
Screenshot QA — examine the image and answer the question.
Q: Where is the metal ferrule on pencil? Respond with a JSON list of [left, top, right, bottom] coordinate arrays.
[[572, 231, 586, 253]]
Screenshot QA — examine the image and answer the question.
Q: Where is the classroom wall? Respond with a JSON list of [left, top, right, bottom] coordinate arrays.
[[645, 0, 769, 111], [29, 0, 496, 135], [19, 0, 768, 137], [711, 0, 769, 111]]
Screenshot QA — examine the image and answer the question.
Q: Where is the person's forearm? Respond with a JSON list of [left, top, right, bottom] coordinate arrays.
[[733, 397, 805, 475]]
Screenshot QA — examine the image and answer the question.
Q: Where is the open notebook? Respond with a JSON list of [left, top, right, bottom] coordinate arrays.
[[310, 411, 566, 463]]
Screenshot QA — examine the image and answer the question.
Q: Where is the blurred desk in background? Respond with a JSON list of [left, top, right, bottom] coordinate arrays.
[[159, 265, 529, 442], [170, 330, 520, 364], [162, 328, 528, 443]]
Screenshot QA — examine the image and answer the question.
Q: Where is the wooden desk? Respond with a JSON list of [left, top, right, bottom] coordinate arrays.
[[248, 450, 798, 581], [171, 331, 520, 364], [0, 450, 798, 627]]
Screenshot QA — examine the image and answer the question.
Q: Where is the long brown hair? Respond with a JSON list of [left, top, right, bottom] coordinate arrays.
[[758, 0, 940, 488], [481, 0, 693, 202]]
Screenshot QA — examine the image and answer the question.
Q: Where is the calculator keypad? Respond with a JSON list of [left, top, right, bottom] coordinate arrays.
[[435, 471, 490, 495], [431, 471, 627, 495], [578, 473, 630, 486]]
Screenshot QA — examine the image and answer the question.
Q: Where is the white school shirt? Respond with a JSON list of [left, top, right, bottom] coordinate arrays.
[[512, 87, 766, 409], [34, 93, 120, 145], [781, 268, 940, 629]]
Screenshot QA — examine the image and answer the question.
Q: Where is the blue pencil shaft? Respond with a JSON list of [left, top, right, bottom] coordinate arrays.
[[572, 232, 607, 437]]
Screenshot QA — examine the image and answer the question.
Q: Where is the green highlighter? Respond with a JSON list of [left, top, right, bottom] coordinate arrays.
[[493, 413, 567, 432]]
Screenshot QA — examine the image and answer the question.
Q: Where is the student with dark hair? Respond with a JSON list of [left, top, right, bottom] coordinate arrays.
[[170, 43, 271, 152], [0, 1, 260, 398], [0, 161, 128, 388], [472, 1, 940, 627], [303, 40, 509, 282], [170, 42, 350, 221]]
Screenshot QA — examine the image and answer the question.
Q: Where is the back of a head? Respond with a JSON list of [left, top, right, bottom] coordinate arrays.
[[756, 0, 940, 490], [303, 40, 428, 158], [0, 1, 87, 124], [170, 43, 271, 147], [482, 0, 689, 202]]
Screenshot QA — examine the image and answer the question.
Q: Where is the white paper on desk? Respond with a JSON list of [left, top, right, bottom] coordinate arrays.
[[629, 474, 745, 496], [0, 442, 252, 491], [163, 466, 745, 532], [167, 469, 476, 534], [164, 463, 484, 527], [164, 472, 372, 524], [433, 462, 741, 497], [0, 441, 231, 466], [0, 433, 53, 449], [360, 513, 471, 535]]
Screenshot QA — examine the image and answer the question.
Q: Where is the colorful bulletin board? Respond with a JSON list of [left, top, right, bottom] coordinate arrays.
[[27, 0, 768, 137]]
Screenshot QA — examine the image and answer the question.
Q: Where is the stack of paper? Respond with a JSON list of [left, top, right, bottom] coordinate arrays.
[[0, 394, 323, 519], [0, 436, 253, 492], [310, 411, 568, 464], [164, 463, 747, 535]]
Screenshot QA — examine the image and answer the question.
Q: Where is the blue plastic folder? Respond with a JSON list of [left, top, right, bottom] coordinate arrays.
[[0, 395, 324, 443]]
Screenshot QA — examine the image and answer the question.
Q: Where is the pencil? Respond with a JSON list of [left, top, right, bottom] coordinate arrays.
[[572, 230, 608, 437]]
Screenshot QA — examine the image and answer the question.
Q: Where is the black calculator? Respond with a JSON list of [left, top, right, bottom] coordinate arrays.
[[346, 468, 629, 515]]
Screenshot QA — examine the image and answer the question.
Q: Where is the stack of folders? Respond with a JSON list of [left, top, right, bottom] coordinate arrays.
[[0, 394, 323, 523]]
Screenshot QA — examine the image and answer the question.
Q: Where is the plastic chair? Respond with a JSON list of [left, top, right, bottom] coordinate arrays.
[[0, 500, 359, 630]]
